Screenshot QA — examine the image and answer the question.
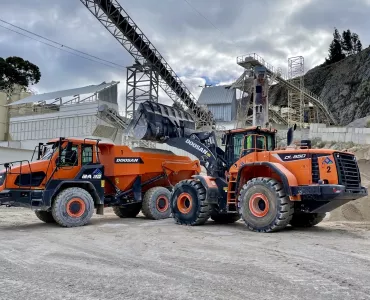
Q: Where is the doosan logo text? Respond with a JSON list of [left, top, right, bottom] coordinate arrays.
[[185, 139, 208, 155], [115, 157, 143, 163]]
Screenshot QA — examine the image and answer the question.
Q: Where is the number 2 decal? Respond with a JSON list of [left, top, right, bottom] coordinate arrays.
[[327, 166, 331, 173]]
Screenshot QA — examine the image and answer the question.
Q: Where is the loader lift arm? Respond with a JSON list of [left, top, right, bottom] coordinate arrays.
[[126, 101, 226, 177]]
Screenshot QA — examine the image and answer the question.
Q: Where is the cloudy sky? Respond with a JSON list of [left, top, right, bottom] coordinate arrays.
[[1, 0, 369, 111]]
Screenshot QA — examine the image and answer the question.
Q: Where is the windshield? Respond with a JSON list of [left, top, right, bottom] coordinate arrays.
[[40, 143, 57, 160]]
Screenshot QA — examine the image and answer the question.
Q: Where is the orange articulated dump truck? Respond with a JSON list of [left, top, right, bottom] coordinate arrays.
[[0, 137, 200, 227]]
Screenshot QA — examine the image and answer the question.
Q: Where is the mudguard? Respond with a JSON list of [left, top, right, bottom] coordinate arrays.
[[192, 175, 219, 204], [236, 162, 299, 198]]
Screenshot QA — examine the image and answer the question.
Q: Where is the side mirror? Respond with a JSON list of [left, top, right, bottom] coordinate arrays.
[[287, 124, 296, 146], [37, 143, 44, 160], [221, 134, 226, 146]]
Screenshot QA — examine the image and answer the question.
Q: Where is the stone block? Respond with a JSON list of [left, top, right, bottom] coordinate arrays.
[[345, 133, 352, 143], [354, 134, 362, 144], [347, 127, 355, 133], [358, 134, 366, 144], [337, 133, 346, 142], [310, 124, 317, 133]]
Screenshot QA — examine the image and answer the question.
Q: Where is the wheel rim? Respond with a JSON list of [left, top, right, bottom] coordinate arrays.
[[156, 196, 169, 212], [249, 193, 269, 217], [177, 193, 193, 214], [66, 198, 86, 218]]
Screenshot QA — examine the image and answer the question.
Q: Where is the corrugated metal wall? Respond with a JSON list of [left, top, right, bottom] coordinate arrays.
[[208, 104, 232, 121], [0, 147, 33, 164], [10, 115, 98, 140]]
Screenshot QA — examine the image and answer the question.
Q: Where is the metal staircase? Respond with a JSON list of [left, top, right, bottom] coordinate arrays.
[[231, 66, 288, 126], [98, 104, 129, 129]]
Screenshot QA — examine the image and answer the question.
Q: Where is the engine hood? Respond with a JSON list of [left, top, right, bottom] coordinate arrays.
[[0, 160, 51, 174]]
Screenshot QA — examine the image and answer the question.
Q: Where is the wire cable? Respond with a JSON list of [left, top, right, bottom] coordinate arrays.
[[0, 18, 125, 68], [0, 20, 125, 72], [182, 0, 228, 38]]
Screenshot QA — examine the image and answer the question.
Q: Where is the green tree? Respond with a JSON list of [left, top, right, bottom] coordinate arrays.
[[355, 40, 362, 53], [350, 33, 363, 54], [326, 28, 345, 64], [341, 29, 353, 55], [0, 56, 41, 92]]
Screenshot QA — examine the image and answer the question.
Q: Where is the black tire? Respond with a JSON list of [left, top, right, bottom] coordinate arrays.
[[290, 213, 326, 228], [211, 213, 240, 224], [112, 203, 142, 218], [35, 210, 56, 223], [238, 177, 293, 232], [141, 187, 171, 220], [52, 187, 94, 227], [171, 179, 211, 226]]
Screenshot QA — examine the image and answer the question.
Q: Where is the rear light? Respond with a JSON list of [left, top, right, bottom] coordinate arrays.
[[333, 188, 341, 193]]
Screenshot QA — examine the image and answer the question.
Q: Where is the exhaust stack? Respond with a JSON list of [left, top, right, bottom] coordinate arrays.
[[126, 101, 196, 142]]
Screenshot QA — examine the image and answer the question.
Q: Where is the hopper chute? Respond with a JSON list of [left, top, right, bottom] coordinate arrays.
[[126, 101, 196, 142]]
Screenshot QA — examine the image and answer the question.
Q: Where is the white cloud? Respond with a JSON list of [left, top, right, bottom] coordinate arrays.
[[0, 0, 369, 112]]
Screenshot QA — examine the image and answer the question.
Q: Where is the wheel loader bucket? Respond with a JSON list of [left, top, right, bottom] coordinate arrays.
[[126, 101, 196, 142]]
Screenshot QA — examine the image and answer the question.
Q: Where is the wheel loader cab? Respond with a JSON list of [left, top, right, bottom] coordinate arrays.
[[223, 127, 276, 167]]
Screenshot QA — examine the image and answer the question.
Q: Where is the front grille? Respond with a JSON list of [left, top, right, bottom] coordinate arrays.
[[335, 152, 361, 190], [14, 172, 46, 187], [311, 154, 319, 183]]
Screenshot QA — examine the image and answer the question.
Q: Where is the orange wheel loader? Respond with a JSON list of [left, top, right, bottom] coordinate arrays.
[[127, 101, 368, 232], [0, 137, 200, 227]]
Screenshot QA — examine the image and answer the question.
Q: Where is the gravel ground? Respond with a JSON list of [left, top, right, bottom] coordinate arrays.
[[1, 208, 370, 300]]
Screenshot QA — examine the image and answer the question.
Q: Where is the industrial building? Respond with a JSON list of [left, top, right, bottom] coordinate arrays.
[[0, 82, 125, 150], [0, 81, 197, 161], [0, 85, 32, 141], [198, 85, 237, 122]]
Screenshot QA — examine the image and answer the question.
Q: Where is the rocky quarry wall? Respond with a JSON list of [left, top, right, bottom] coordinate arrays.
[[269, 46, 370, 125]]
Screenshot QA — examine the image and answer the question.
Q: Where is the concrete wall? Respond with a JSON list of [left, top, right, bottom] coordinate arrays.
[[0, 86, 31, 141], [0, 146, 34, 165], [309, 123, 370, 144]]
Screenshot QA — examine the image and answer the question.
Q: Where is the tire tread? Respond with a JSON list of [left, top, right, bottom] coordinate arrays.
[[238, 177, 294, 232]]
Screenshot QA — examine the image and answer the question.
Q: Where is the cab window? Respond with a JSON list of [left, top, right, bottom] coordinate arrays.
[[232, 134, 244, 161], [60, 145, 78, 166], [82, 145, 94, 165], [244, 134, 274, 152]]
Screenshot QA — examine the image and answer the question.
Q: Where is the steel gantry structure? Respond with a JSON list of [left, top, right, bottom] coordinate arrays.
[[80, 0, 214, 129], [235, 53, 337, 127]]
